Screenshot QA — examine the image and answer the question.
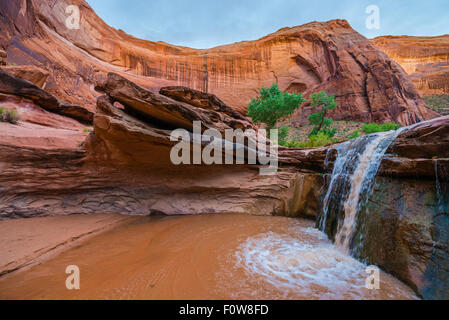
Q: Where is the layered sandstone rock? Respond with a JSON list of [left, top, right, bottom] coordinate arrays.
[[372, 35, 449, 96], [0, 0, 438, 125], [354, 174, 449, 300], [317, 115, 449, 300], [0, 73, 324, 219], [1, 67, 448, 299], [312, 115, 449, 300], [160, 86, 251, 124], [0, 69, 93, 124], [0, 0, 447, 300], [0, 49, 7, 66], [376, 116, 449, 300], [0, 94, 86, 131], [89, 73, 327, 171], [94, 73, 254, 135], [0, 69, 59, 111], [0, 65, 49, 88], [379, 116, 449, 178]]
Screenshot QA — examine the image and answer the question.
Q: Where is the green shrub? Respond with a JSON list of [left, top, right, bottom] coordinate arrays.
[[284, 140, 303, 148], [277, 125, 290, 146], [380, 122, 401, 131], [362, 123, 378, 133], [0, 107, 20, 124], [306, 132, 336, 147], [347, 130, 361, 140], [424, 94, 449, 115], [284, 132, 336, 148], [362, 122, 401, 134], [247, 84, 305, 136]]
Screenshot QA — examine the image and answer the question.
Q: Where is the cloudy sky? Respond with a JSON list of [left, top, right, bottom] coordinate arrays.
[[87, 0, 449, 49]]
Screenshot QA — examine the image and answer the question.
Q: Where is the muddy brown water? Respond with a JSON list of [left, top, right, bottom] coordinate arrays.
[[0, 214, 417, 300]]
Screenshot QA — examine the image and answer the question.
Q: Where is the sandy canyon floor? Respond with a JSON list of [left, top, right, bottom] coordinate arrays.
[[0, 214, 417, 300]]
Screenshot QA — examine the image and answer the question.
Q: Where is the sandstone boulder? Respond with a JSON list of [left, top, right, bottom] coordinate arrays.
[[379, 116, 449, 178], [0, 69, 93, 124], [160, 86, 251, 124], [91, 73, 329, 171], [0, 65, 49, 88], [95, 73, 254, 134], [58, 103, 94, 125], [0, 69, 59, 110]]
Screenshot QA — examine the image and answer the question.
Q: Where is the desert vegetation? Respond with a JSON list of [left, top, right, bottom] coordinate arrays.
[[361, 122, 401, 133], [247, 86, 338, 147], [423, 94, 449, 115], [247, 84, 305, 138], [0, 106, 20, 124], [248, 85, 403, 148]]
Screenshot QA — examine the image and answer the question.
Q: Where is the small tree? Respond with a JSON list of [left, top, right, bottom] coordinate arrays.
[[247, 84, 305, 136], [306, 91, 337, 136]]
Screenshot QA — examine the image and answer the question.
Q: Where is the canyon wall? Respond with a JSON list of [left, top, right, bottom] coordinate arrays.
[[0, 0, 438, 126], [1, 60, 448, 298], [0, 1, 447, 299], [0, 71, 325, 219], [372, 35, 449, 96]]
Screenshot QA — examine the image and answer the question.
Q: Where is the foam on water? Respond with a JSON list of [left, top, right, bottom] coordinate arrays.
[[234, 224, 418, 300]]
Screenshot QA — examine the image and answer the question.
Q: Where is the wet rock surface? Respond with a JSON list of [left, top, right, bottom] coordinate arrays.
[[319, 116, 449, 300], [353, 176, 449, 300], [379, 116, 449, 178]]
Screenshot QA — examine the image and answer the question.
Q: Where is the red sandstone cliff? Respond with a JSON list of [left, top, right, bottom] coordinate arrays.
[[372, 35, 449, 96], [0, 1, 448, 299], [0, 0, 438, 126]]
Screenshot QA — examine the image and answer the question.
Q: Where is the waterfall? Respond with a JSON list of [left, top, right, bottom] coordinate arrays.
[[318, 128, 406, 253], [434, 160, 448, 214]]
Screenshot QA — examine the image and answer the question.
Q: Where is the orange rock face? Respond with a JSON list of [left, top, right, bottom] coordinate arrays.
[[0, 0, 438, 126], [0, 71, 325, 219], [0, 65, 49, 88], [372, 35, 449, 96], [0, 49, 7, 66]]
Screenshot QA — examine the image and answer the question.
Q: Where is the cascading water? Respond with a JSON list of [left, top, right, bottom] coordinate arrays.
[[434, 160, 449, 215], [318, 128, 407, 253]]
